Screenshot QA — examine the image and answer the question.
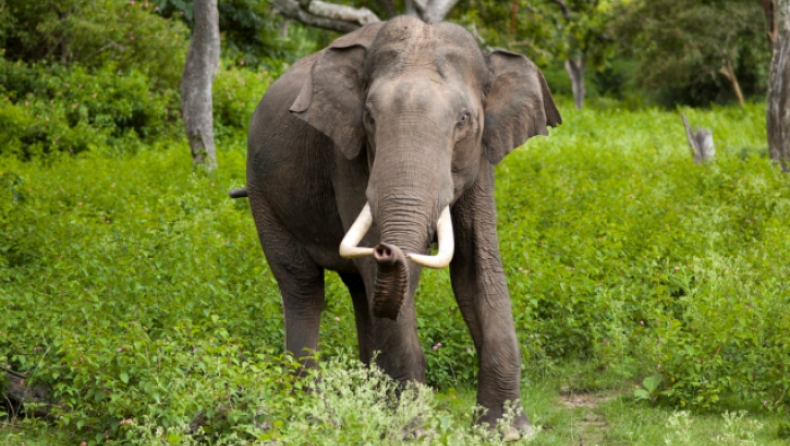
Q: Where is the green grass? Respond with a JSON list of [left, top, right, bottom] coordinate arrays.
[[435, 362, 789, 446], [2, 101, 789, 444]]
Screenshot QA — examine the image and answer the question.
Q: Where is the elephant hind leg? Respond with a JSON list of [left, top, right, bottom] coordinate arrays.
[[339, 272, 374, 366], [250, 196, 325, 371]]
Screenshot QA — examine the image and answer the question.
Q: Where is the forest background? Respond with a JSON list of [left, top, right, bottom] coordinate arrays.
[[1, 0, 790, 445]]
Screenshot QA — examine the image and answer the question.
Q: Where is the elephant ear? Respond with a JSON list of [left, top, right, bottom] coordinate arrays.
[[482, 50, 562, 165], [290, 23, 385, 160]]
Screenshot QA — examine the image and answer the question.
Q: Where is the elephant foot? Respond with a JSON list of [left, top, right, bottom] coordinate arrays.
[[400, 426, 426, 441], [503, 424, 536, 442], [477, 405, 535, 441]]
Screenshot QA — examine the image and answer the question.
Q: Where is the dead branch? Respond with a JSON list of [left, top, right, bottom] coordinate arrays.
[[272, 0, 379, 33]]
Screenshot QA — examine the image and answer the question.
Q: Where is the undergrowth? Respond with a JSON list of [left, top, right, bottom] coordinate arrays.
[[1, 102, 789, 443]]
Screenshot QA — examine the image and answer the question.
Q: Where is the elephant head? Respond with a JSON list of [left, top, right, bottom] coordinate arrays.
[[291, 16, 560, 320]]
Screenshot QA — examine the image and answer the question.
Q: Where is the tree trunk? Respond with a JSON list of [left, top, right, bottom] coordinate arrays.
[[405, 0, 417, 16], [182, 0, 220, 171], [764, 0, 790, 171], [510, 0, 518, 34], [414, 0, 459, 23], [565, 57, 586, 109]]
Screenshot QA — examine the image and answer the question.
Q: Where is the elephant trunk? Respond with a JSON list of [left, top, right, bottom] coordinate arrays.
[[371, 243, 409, 319], [337, 201, 455, 320], [372, 188, 441, 320]]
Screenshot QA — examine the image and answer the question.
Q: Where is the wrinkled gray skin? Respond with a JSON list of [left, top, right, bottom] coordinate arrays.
[[245, 16, 560, 433]]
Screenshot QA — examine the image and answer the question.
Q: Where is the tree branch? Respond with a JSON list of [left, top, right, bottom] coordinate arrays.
[[551, 0, 572, 20], [272, 0, 379, 33]]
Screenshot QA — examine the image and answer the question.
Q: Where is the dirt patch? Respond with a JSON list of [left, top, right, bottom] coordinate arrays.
[[559, 391, 615, 409], [559, 390, 621, 446]]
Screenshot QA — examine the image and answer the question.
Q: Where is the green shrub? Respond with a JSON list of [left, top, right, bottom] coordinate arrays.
[[212, 64, 272, 137], [0, 61, 180, 158], [0, 0, 188, 89], [0, 57, 269, 159]]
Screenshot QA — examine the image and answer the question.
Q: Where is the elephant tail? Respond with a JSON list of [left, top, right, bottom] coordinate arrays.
[[228, 188, 248, 199]]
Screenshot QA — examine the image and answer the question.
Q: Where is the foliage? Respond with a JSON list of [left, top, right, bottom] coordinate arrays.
[[498, 103, 789, 411], [212, 64, 272, 137], [0, 56, 269, 159], [613, 0, 770, 106], [153, 0, 330, 70], [0, 60, 181, 159], [0, 0, 189, 89], [453, 1, 621, 77]]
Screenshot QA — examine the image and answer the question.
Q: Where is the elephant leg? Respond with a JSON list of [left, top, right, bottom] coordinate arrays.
[[449, 164, 530, 435], [338, 272, 374, 366], [249, 196, 325, 371]]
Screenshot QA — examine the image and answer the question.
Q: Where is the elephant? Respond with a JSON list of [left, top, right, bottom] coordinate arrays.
[[235, 15, 561, 437]]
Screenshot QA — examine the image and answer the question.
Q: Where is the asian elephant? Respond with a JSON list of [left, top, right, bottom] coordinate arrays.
[[238, 15, 560, 437]]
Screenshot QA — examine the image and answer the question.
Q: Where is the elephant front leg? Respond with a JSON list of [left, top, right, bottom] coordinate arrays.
[[449, 165, 531, 438]]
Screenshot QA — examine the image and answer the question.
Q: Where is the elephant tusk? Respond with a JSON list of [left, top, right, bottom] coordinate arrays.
[[339, 203, 375, 259], [406, 206, 454, 269]]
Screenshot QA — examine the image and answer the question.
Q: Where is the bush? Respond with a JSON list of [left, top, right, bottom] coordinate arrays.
[[0, 0, 188, 89], [0, 60, 180, 159], [0, 57, 271, 159], [212, 64, 272, 137]]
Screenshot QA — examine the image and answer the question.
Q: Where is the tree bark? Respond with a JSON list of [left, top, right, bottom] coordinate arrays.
[[565, 57, 586, 109], [405, 0, 417, 16], [510, 0, 519, 34], [764, 0, 790, 171], [182, 0, 220, 171]]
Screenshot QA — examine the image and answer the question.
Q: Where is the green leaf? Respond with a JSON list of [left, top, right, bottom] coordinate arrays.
[[633, 388, 650, 400], [643, 374, 662, 392], [119, 372, 129, 384]]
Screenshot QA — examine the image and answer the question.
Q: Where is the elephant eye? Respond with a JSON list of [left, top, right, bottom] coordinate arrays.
[[457, 111, 471, 128]]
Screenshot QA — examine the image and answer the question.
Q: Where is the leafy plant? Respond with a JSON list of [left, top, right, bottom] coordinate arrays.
[[634, 374, 663, 403]]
